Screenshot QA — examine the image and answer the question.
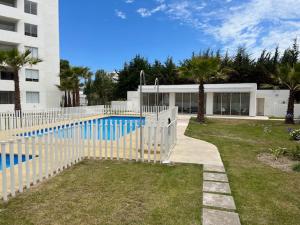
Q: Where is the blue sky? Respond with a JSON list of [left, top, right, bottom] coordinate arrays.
[[59, 0, 300, 72]]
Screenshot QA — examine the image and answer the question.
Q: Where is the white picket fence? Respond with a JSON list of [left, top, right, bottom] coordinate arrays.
[[0, 107, 178, 201], [0, 105, 170, 133]]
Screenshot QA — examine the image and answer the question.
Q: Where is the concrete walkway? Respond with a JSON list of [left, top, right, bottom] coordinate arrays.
[[169, 115, 223, 166], [169, 115, 241, 225]]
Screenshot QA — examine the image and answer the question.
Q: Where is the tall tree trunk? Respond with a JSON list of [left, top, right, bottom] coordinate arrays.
[[13, 69, 22, 112], [64, 91, 67, 107], [72, 90, 76, 107], [75, 87, 80, 106], [197, 81, 205, 123], [285, 89, 295, 124], [67, 91, 72, 107]]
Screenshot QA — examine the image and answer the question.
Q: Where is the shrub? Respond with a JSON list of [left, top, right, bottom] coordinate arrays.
[[289, 129, 300, 140], [269, 147, 287, 160], [289, 146, 300, 161], [292, 163, 300, 172]]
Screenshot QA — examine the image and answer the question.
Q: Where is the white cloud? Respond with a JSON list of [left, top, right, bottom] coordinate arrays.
[[137, 4, 167, 17], [125, 0, 134, 3], [135, 0, 300, 57], [115, 10, 127, 19], [208, 0, 300, 56]]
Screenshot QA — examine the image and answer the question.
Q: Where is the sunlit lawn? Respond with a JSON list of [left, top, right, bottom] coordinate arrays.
[[186, 118, 300, 225], [0, 160, 202, 225]]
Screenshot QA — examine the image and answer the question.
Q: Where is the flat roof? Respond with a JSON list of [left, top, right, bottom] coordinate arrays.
[[139, 83, 257, 93]]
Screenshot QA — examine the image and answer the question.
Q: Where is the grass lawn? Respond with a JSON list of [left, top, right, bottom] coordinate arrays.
[[185, 118, 300, 225], [0, 160, 202, 225]]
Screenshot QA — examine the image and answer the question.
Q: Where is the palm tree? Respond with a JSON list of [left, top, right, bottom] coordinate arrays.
[[179, 52, 221, 123], [72, 67, 91, 106], [0, 49, 42, 111], [276, 63, 300, 124]]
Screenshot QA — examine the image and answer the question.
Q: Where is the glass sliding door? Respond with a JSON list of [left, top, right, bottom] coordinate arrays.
[[142, 93, 148, 106], [191, 93, 198, 114], [213, 93, 250, 116], [182, 93, 191, 113], [213, 93, 222, 115], [162, 93, 169, 106], [175, 93, 183, 113], [221, 93, 231, 115], [241, 93, 250, 115], [231, 93, 241, 115]]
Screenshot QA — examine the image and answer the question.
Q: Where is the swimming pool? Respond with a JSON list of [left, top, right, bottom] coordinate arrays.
[[19, 116, 145, 140], [0, 154, 33, 171]]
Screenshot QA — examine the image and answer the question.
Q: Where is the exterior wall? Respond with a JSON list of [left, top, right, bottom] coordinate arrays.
[[257, 90, 300, 118], [0, 0, 60, 112], [127, 91, 139, 111]]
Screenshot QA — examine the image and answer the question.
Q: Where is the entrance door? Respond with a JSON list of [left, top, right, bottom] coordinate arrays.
[[256, 98, 265, 116]]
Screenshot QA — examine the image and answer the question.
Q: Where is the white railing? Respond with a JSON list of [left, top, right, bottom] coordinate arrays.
[[0, 107, 178, 201], [0, 105, 170, 133]]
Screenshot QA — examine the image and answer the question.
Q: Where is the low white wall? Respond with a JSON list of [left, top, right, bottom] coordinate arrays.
[[265, 103, 300, 118]]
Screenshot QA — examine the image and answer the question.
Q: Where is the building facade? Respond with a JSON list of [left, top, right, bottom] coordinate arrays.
[[127, 84, 299, 118], [0, 0, 60, 112]]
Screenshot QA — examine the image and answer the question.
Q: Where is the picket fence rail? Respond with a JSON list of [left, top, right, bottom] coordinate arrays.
[[0, 107, 178, 201], [0, 105, 170, 132]]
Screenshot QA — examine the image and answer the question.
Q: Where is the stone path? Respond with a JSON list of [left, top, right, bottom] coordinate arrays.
[[169, 115, 241, 225]]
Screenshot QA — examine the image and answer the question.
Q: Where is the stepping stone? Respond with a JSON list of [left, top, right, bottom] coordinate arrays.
[[203, 181, 231, 194], [203, 208, 241, 225], [204, 172, 228, 182], [204, 164, 226, 173], [203, 193, 236, 210]]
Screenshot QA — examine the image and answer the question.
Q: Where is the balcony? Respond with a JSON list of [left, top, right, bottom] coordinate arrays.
[[0, 17, 21, 44], [0, 18, 16, 32], [0, 0, 16, 7]]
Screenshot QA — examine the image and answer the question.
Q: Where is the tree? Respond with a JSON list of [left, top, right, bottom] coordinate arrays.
[[72, 67, 91, 106], [276, 63, 300, 124], [59, 60, 92, 107], [58, 60, 72, 107], [0, 49, 42, 111], [179, 52, 221, 123], [116, 55, 151, 99], [84, 70, 115, 105]]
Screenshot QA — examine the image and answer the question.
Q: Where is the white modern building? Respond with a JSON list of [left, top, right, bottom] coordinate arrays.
[[0, 0, 60, 112], [127, 84, 300, 118]]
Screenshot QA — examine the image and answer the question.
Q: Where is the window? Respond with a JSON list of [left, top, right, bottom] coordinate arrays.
[[25, 23, 38, 37], [0, 70, 14, 80], [0, 0, 16, 7], [25, 46, 38, 58], [26, 91, 39, 103], [0, 91, 15, 104], [0, 19, 16, 32], [213, 93, 250, 116], [0, 44, 15, 51], [25, 69, 39, 82], [24, 0, 37, 15]]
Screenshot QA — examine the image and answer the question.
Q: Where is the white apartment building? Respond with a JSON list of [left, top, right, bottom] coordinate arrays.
[[0, 0, 60, 112]]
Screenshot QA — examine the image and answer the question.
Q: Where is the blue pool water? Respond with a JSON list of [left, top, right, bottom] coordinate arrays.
[[0, 154, 33, 171], [19, 116, 145, 141]]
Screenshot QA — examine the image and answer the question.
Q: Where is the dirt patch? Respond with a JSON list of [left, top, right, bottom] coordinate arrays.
[[257, 153, 299, 172]]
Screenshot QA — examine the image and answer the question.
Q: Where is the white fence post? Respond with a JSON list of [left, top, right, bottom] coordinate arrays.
[[1, 142, 8, 201]]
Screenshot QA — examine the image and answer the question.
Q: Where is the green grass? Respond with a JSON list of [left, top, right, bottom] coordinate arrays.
[[293, 163, 300, 172], [0, 160, 202, 225], [185, 118, 300, 225]]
